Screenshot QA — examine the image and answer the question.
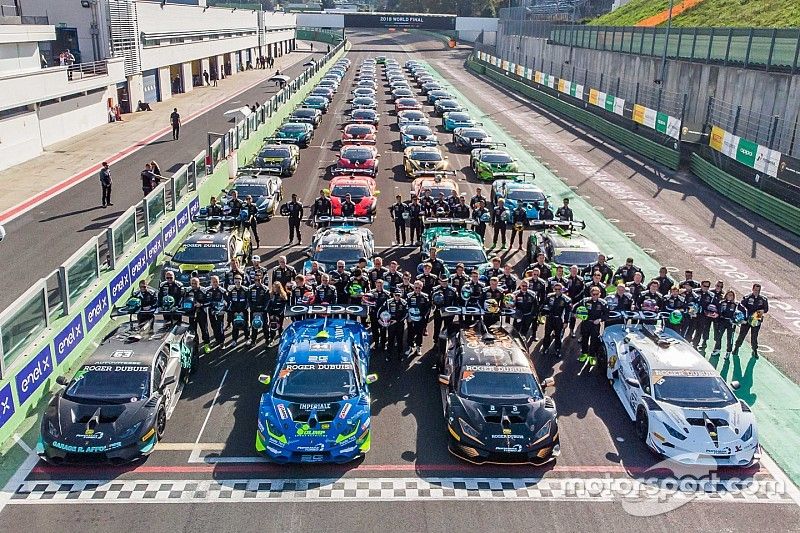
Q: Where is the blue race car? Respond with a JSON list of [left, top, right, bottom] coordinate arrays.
[[256, 317, 377, 463], [400, 124, 438, 148], [442, 111, 478, 132], [491, 176, 546, 224]]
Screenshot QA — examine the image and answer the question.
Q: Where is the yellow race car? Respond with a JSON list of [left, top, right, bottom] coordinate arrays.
[[403, 146, 449, 178]]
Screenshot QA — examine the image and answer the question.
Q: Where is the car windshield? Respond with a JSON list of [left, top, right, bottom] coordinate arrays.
[[448, 113, 470, 121], [314, 245, 365, 264], [405, 126, 432, 136], [259, 148, 290, 158], [459, 367, 541, 401], [553, 249, 599, 266], [232, 184, 269, 198], [394, 89, 412, 95], [332, 185, 370, 198], [346, 126, 373, 135], [354, 98, 375, 104], [352, 110, 376, 120], [436, 246, 487, 264], [507, 189, 545, 203], [440, 100, 459, 107], [653, 375, 737, 408], [423, 186, 455, 198], [282, 124, 307, 132], [65, 363, 150, 404], [411, 151, 442, 161], [274, 364, 357, 402], [398, 99, 418, 106], [482, 153, 513, 164], [355, 89, 374, 95], [172, 242, 228, 264], [463, 130, 486, 139], [401, 111, 425, 120], [304, 97, 325, 104], [342, 148, 374, 160]]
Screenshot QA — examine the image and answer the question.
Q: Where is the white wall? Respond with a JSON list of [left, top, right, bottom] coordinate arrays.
[[37, 86, 115, 147], [0, 42, 40, 74], [296, 13, 345, 28], [21, 0, 110, 62], [455, 17, 498, 32], [0, 110, 43, 170]]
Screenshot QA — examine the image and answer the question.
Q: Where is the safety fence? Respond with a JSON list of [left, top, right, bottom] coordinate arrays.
[[549, 25, 800, 73], [0, 37, 348, 446], [297, 27, 344, 46]]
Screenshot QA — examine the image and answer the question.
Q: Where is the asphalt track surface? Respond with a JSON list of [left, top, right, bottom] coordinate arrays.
[[1, 32, 799, 532], [0, 48, 323, 311]]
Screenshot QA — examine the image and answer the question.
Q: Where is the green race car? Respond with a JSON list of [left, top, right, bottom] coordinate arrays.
[[525, 220, 612, 284], [420, 219, 491, 276], [470, 145, 518, 181], [275, 122, 314, 148]]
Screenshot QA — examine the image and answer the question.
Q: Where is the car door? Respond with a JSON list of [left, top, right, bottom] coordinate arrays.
[[162, 343, 182, 413], [628, 349, 651, 412]]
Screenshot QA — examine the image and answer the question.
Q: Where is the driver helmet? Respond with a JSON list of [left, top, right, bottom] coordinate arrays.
[[479, 212, 491, 223], [161, 295, 176, 311], [238, 210, 249, 222], [408, 307, 421, 322], [669, 309, 683, 325], [252, 313, 264, 329], [362, 293, 376, 306], [181, 296, 195, 311], [299, 291, 316, 305], [704, 304, 719, 319], [484, 298, 499, 314], [436, 206, 446, 216], [211, 301, 226, 315], [575, 305, 589, 321], [733, 310, 746, 324], [641, 299, 658, 313], [347, 283, 364, 297], [401, 210, 410, 220], [461, 285, 473, 301], [432, 291, 445, 306], [502, 293, 515, 309], [378, 311, 392, 327], [125, 297, 142, 313], [687, 302, 701, 317], [233, 312, 246, 327]]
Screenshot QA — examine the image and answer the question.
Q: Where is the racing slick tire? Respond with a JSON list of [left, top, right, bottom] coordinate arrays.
[[156, 406, 167, 441], [635, 407, 649, 444]]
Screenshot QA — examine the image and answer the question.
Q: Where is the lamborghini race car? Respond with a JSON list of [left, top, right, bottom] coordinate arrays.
[[301, 95, 330, 113], [162, 227, 251, 285], [439, 321, 559, 465], [256, 317, 377, 463], [427, 89, 453, 105], [310, 86, 334, 102], [306, 225, 375, 272], [397, 109, 429, 127], [289, 107, 322, 128], [411, 173, 460, 200], [395, 97, 422, 113], [452, 127, 492, 152], [39, 314, 196, 464], [400, 124, 438, 148], [341, 122, 377, 144], [603, 322, 758, 466], [471, 146, 518, 181], [329, 175, 379, 217], [253, 142, 299, 176], [221, 174, 282, 222], [350, 108, 380, 125], [352, 97, 378, 110], [275, 122, 314, 147], [491, 177, 546, 223], [352, 87, 376, 99], [335, 144, 380, 176], [525, 220, 599, 272], [421, 81, 442, 95], [434, 98, 464, 116], [403, 146, 449, 177], [442, 111, 478, 132], [421, 220, 491, 275], [392, 87, 415, 101]]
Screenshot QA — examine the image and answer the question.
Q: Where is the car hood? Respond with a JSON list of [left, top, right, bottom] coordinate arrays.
[[260, 396, 369, 447], [652, 401, 757, 452], [453, 395, 556, 449], [164, 261, 228, 283]]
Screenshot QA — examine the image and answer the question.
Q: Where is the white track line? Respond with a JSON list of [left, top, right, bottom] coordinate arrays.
[[194, 369, 229, 445]]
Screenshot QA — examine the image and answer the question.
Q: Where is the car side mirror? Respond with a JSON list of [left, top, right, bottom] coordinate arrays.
[[160, 375, 176, 390], [541, 377, 555, 388], [258, 374, 271, 386], [730, 380, 740, 391], [438, 374, 450, 386], [164, 251, 173, 258], [624, 377, 640, 388], [56, 375, 70, 387], [366, 373, 378, 384], [606, 255, 614, 261]]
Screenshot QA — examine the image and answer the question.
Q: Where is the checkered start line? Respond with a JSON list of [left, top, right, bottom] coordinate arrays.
[[9, 477, 794, 504]]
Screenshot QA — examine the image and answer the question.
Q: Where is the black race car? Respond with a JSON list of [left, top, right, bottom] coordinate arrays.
[[38, 310, 196, 464], [253, 141, 300, 176], [223, 174, 283, 222], [349, 108, 380, 126], [438, 320, 559, 465], [452, 127, 492, 152], [289, 107, 322, 128]]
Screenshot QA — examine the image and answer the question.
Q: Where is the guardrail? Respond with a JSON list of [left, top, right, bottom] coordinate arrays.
[[0, 37, 348, 446], [66, 59, 110, 80], [549, 25, 800, 73]]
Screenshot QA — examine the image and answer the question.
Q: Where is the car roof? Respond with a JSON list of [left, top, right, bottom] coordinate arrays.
[[407, 146, 440, 153], [459, 324, 531, 369], [432, 233, 482, 248], [414, 177, 456, 188], [88, 322, 190, 365], [183, 231, 229, 244], [341, 145, 376, 154], [623, 327, 720, 376], [331, 176, 374, 187], [232, 177, 275, 187], [480, 150, 510, 157], [281, 319, 367, 365], [547, 233, 599, 252], [316, 226, 372, 240]]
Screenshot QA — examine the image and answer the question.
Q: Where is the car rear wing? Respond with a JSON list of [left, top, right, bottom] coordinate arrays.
[[343, 118, 375, 125], [314, 215, 373, 226], [237, 167, 282, 176], [285, 304, 368, 317], [263, 137, 297, 145], [422, 216, 475, 227], [527, 219, 586, 231], [332, 167, 376, 176], [439, 306, 515, 317], [341, 138, 377, 145], [411, 168, 450, 177], [493, 172, 536, 182], [473, 142, 506, 149]]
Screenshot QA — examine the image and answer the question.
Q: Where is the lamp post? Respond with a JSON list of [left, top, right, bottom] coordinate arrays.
[[656, 0, 675, 85]]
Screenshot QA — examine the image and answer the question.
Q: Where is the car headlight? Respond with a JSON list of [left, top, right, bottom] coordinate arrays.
[[662, 421, 687, 441], [119, 421, 144, 440], [47, 420, 60, 438], [741, 424, 754, 442], [458, 418, 482, 443], [532, 420, 551, 441], [265, 417, 287, 445]]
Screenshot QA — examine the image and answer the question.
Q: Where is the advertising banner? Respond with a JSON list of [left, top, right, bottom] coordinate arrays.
[[634, 104, 682, 140], [343, 13, 456, 30], [0, 383, 14, 432], [53, 314, 84, 365], [15, 344, 53, 406], [709, 125, 780, 178]]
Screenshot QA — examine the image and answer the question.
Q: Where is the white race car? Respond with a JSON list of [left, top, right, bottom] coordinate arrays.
[[603, 321, 759, 467]]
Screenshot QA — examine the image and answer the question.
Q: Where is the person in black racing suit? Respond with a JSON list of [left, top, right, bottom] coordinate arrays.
[[573, 286, 608, 367], [540, 281, 571, 357]]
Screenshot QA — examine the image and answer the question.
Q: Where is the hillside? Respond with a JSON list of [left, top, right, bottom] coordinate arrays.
[[588, 0, 800, 28]]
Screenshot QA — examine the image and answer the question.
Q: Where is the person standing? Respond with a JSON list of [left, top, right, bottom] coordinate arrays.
[[210, 68, 218, 87], [285, 194, 304, 245], [99, 162, 113, 207], [170, 108, 181, 140], [491, 198, 509, 249], [389, 195, 407, 246], [141, 163, 156, 196], [244, 195, 260, 248], [555, 198, 573, 221], [733, 283, 769, 359], [203, 70, 210, 86]]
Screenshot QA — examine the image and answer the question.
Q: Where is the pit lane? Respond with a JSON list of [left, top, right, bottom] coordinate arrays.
[[2, 31, 799, 532]]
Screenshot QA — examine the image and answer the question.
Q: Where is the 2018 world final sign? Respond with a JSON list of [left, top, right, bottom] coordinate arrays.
[[343, 13, 456, 30]]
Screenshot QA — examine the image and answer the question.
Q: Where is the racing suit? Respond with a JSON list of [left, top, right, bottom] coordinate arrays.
[[541, 291, 571, 356], [734, 293, 769, 356], [636, 290, 664, 311], [511, 289, 537, 339], [525, 261, 552, 282], [158, 280, 184, 324], [206, 285, 228, 346], [625, 281, 646, 305], [271, 265, 296, 289], [511, 207, 527, 248], [286, 199, 304, 243], [329, 269, 351, 304], [655, 275, 675, 295], [313, 282, 337, 305], [713, 300, 738, 356], [614, 264, 644, 285], [565, 274, 584, 335], [311, 195, 332, 220], [481, 286, 506, 327], [381, 297, 407, 359], [266, 293, 287, 341], [224, 268, 250, 288], [451, 203, 470, 219], [498, 273, 518, 293], [382, 270, 404, 292], [407, 202, 424, 243], [248, 283, 269, 344], [183, 285, 210, 345], [405, 291, 431, 354], [389, 201, 407, 245], [369, 288, 391, 350], [526, 276, 547, 339], [448, 272, 469, 299], [341, 199, 356, 217], [416, 272, 438, 297], [582, 262, 613, 285], [663, 293, 686, 331], [608, 291, 635, 313], [431, 285, 459, 350], [691, 288, 716, 350], [682, 289, 700, 339], [226, 285, 249, 344], [244, 202, 260, 247], [575, 296, 609, 365], [472, 206, 489, 241], [368, 266, 389, 290], [132, 286, 158, 323], [491, 205, 509, 248]]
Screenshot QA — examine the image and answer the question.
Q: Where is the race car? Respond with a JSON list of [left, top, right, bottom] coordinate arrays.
[[452, 127, 492, 152], [411, 172, 460, 200], [301, 95, 329, 113], [39, 310, 197, 464], [491, 176, 546, 223], [352, 87, 376, 99], [306, 225, 375, 272], [253, 141, 300, 175], [389, 80, 412, 91], [289, 107, 322, 128], [335, 144, 380, 176], [317, 78, 339, 92], [222, 174, 283, 221], [443, 111, 478, 132], [405, 59, 422, 70], [392, 87, 415, 101], [310, 86, 334, 101], [471, 146, 518, 181], [438, 321, 559, 465], [400, 124, 438, 148], [256, 315, 377, 463], [403, 146, 449, 177], [421, 81, 442, 95], [525, 220, 601, 273], [397, 109, 429, 127], [162, 225, 251, 285], [352, 97, 377, 110], [329, 175, 379, 217], [427, 89, 453, 104], [275, 122, 314, 147], [350, 108, 380, 125], [354, 79, 378, 90], [395, 97, 422, 113], [603, 321, 758, 466], [375, 55, 387, 63], [434, 98, 464, 116], [420, 219, 491, 275], [341, 122, 377, 144]]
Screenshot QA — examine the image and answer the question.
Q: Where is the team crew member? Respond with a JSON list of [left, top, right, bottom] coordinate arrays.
[[330, 261, 351, 304], [247, 255, 267, 282], [416, 262, 438, 296], [206, 276, 228, 348], [225, 274, 249, 348], [285, 194, 304, 244], [499, 265, 518, 293], [141, 163, 157, 196], [654, 266, 675, 296], [574, 286, 609, 367], [224, 258, 249, 288], [158, 271, 184, 325], [271, 256, 296, 289], [481, 277, 506, 328], [511, 280, 537, 341], [397, 271, 415, 299], [368, 279, 391, 351], [368, 257, 389, 289], [131, 280, 158, 323], [383, 261, 404, 292], [565, 265, 584, 337], [692, 280, 716, 351], [582, 254, 613, 285], [637, 280, 664, 311], [184, 277, 211, 351], [289, 274, 314, 321], [491, 198, 509, 249], [432, 192, 450, 216], [266, 282, 288, 343], [431, 276, 458, 351], [346, 269, 370, 306], [419, 190, 434, 215], [525, 267, 548, 340], [226, 190, 243, 220], [548, 265, 568, 293], [99, 161, 113, 207], [310, 190, 332, 220], [470, 187, 487, 209], [448, 263, 469, 297], [538, 200, 554, 220], [472, 200, 490, 241], [680, 270, 700, 290], [170, 107, 181, 140], [614, 257, 644, 285], [407, 196, 424, 244], [733, 283, 768, 358], [427, 248, 446, 278], [484, 257, 503, 280], [389, 195, 408, 245], [511, 203, 527, 249], [555, 198, 573, 221], [541, 282, 571, 357], [608, 283, 634, 312], [452, 196, 470, 218], [526, 253, 552, 282], [381, 290, 408, 360], [314, 274, 337, 304], [243, 195, 260, 248], [341, 194, 356, 217], [712, 290, 739, 359], [248, 272, 269, 346], [405, 281, 431, 357]]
